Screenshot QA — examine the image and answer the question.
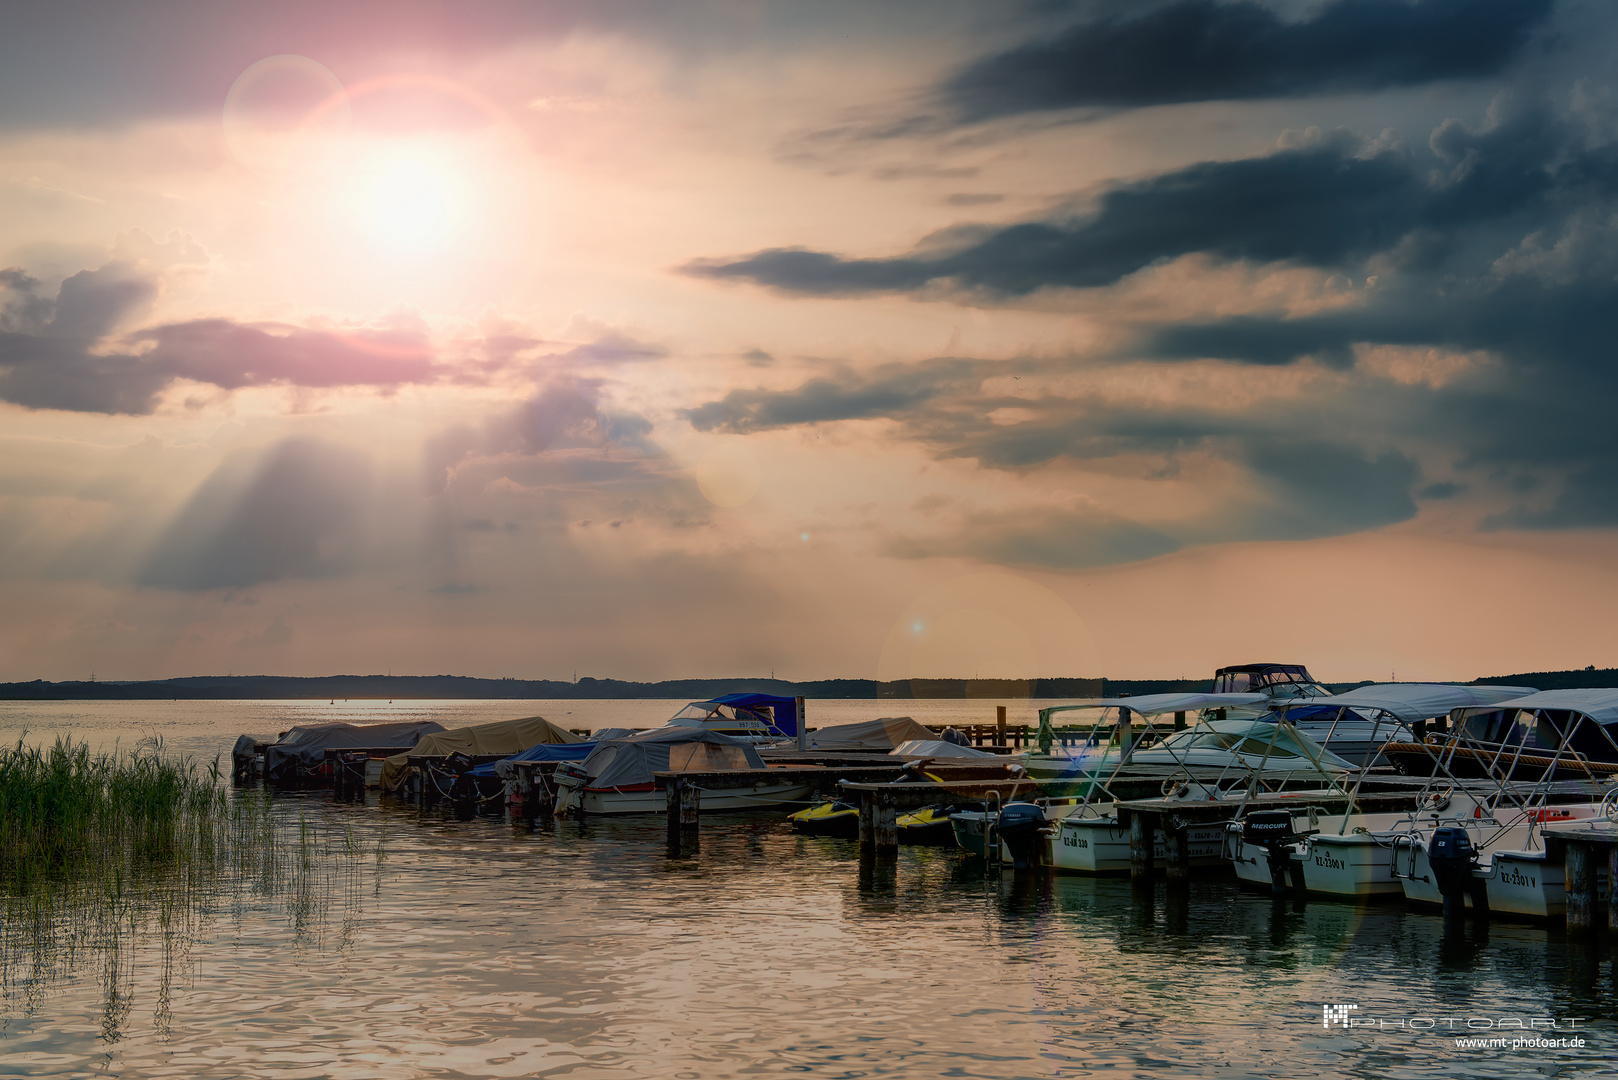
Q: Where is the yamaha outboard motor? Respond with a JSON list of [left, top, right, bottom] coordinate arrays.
[[1243, 810, 1307, 897], [995, 802, 1047, 871], [1428, 827, 1488, 919]]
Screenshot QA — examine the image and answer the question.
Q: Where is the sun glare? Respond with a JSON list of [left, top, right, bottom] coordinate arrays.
[[351, 147, 461, 253]]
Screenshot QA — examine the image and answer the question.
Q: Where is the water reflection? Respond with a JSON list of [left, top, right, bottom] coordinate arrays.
[[0, 798, 1615, 1078]]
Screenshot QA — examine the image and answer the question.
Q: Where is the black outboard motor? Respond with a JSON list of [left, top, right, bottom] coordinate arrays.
[[996, 802, 1047, 870], [1428, 827, 1488, 918], [1243, 810, 1307, 897]]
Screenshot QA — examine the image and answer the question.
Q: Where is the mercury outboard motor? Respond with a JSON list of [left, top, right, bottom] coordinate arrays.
[[1428, 827, 1488, 918], [1243, 810, 1308, 897], [995, 802, 1047, 871]]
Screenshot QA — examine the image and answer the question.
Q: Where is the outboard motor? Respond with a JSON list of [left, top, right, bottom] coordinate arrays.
[[552, 761, 589, 816], [995, 802, 1047, 871], [1243, 810, 1307, 897], [1428, 827, 1488, 918]]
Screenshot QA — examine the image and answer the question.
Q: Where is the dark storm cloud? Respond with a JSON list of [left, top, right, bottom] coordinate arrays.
[[0, 263, 437, 413], [688, 103, 1591, 297], [688, 91, 1618, 547], [141, 438, 370, 590], [944, 0, 1553, 120]]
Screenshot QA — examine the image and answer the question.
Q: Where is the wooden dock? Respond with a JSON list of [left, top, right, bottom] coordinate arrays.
[[1539, 821, 1618, 932]]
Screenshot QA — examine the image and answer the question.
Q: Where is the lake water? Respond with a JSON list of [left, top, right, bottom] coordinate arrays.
[[1, 700, 1614, 1078]]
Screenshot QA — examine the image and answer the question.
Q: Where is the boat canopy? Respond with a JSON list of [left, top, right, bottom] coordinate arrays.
[[669, 693, 800, 736], [1042, 692, 1267, 721], [1474, 688, 1618, 723], [809, 716, 935, 751], [1140, 718, 1355, 772], [264, 720, 445, 777], [891, 738, 999, 759], [377, 715, 584, 791], [1277, 683, 1537, 725], [578, 727, 766, 790]]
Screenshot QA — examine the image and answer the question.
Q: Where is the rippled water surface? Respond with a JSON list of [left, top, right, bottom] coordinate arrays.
[[1, 701, 1615, 1078]]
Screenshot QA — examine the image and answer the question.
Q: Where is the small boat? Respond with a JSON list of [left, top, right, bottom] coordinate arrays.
[[896, 805, 958, 845], [661, 693, 801, 746], [553, 726, 815, 815]]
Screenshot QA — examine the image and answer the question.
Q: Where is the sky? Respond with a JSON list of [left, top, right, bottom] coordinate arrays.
[[3, 0, 1617, 685]]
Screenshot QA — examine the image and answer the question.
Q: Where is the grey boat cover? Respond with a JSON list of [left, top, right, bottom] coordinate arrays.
[[578, 727, 765, 789], [891, 738, 999, 759], [1283, 683, 1538, 724], [1474, 687, 1618, 725], [264, 720, 445, 777], [809, 716, 935, 751]]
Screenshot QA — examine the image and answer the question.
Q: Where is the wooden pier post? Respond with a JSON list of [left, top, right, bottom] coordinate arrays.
[[873, 798, 899, 857], [996, 705, 1007, 748], [856, 789, 876, 853], [1129, 810, 1156, 881], [1609, 845, 1618, 934], [517, 767, 537, 824], [1163, 824, 1190, 881], [1173, 711, 1186, 731], [1566, 840, 1596, 932], [665, 777, 700, 854]]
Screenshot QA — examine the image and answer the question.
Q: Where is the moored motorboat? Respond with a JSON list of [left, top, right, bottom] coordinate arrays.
[[553, 727, 815, 815]]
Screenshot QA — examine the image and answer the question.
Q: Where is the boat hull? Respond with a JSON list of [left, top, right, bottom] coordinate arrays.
[[578, 780, 817, 815], [1050, 817, 1226, 874]]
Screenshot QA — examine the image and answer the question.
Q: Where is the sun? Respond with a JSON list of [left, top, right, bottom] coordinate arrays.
[[350, 145, 462, 253]]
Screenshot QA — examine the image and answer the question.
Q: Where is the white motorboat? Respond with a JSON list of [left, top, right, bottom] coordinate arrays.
[[1392, 798, 1610, 917], [660, 693, 802, 746]]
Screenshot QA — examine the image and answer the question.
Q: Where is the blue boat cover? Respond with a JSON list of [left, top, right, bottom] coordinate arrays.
[[472, 741, 596, 777]]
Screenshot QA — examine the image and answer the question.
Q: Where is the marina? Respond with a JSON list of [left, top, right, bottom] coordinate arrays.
[[4, 689, 1618, 1077]]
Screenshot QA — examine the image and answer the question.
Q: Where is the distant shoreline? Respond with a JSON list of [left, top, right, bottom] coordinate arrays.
[[1, 668, 1610, 701]]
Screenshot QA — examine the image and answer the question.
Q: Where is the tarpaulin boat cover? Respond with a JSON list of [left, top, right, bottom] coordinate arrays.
[[264, 720, 445, 778], [479, 741, 597, 780], [378, 715, 584, 791], [809, 716, 936, 750], [577, 727, 766, 790], [891, 738, 999, 759]]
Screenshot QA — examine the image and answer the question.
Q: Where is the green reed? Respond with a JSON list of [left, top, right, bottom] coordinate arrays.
[[0, 737, 383, 1035]]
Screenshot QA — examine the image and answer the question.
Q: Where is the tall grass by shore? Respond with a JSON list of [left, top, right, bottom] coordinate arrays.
[[0, 736, 379, 1035]]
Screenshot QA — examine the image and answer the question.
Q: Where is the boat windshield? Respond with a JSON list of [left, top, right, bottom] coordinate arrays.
[[1211, 664, 1325, 696], [667, 702, 769, 726]]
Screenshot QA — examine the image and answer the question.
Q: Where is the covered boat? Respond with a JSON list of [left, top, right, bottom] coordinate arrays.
[[377, 715, 584, 792], [1384, 688, 1618, 780], [553, 726, 816, 814], [891, 738, 999, 759], [263, 720, 445, 785], [807, 716, 935, 751]]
